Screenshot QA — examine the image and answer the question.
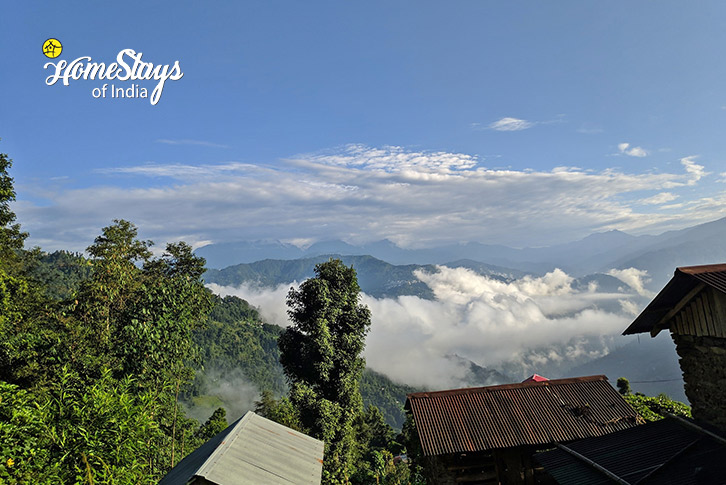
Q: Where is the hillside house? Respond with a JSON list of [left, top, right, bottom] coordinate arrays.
[[623, 263, 726, 431], [405, 375, 639, 485], [158, 411, 324, 485]]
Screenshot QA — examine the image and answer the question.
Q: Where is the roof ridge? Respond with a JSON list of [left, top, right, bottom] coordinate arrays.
[[406, 375, 608, 400], [677, 263, 726, 274], [197, 411, 254, 476]]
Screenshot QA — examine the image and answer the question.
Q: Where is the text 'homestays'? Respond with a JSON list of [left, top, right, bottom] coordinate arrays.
[[44, 49, 184, 105]]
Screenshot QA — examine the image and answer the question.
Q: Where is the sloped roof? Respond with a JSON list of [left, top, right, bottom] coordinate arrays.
[[534, 416, 726, 485], [159, 411, 324, 485], [623, 264, 726, 336], [405, 375, 638, 456]]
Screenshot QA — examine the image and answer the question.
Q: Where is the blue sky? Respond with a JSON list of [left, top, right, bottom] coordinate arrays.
[[2, 2, 726, 252]]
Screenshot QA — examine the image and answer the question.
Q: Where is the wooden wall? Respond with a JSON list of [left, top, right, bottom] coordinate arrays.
[[670, 287, 726, 338]]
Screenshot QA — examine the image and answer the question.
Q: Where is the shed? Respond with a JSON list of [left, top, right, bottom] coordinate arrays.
[[623, 263, 726, 430], [158, 411, 324, 485], [405, 375, 639, 485], [534, 415, 726, 484]]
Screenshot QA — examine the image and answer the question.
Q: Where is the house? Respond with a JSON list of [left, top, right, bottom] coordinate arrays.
[[623, 263, 726, 431], [534, 413, 726, 484], [158, 411, 324, 485], [405, 375, 639, 485]]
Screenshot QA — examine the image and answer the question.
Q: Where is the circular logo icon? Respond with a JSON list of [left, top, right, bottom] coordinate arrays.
[[43, 38, 63, 58]]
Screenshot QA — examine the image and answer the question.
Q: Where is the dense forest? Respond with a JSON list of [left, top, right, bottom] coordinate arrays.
[[0, 149, 419, 484]]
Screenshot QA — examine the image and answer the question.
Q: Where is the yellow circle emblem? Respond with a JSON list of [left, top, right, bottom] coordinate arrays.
[[43, 38, 63, 58]]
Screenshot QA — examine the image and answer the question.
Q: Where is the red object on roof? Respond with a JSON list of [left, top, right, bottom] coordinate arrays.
[[523, 374, 549, 382]]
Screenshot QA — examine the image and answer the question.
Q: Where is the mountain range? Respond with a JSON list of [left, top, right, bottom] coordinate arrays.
[[196, 217, 726, 406], [197, 216, 726, 291]]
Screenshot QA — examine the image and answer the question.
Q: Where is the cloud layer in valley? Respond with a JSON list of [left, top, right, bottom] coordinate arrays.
[[209, 265, 649, 390], [15, 144, 722, 252]]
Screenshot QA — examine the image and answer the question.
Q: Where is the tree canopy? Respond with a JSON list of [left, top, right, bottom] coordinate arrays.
[[279, 259, 372, 483]]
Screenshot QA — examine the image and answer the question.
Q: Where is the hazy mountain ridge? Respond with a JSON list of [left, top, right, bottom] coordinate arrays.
[[203, 254, 533, 299], [197, 217, 726, 293]]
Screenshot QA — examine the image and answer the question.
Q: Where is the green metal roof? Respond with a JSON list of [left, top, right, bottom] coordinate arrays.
[[159, 411, 324, 485]]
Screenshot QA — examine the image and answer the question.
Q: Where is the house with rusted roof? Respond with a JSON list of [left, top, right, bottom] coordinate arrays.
[[405, 375, 639, 485], [623, 263, 726, 432]]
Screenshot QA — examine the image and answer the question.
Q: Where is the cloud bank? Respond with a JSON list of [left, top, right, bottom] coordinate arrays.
[[210, 265, 647, 390], [15, 144, 720, 252]]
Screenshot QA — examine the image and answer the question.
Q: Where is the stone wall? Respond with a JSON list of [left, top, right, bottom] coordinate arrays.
[[672, 334, 726, 431]]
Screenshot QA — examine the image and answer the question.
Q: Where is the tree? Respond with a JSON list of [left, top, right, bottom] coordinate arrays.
[[195, 407, 228, 442], [0, 148, 28, 264], [0, 147, 31, 383], [279, 259, 372, 483], [616, 377, 631, 395], [624, 393, 691, 422], [254, 390, 303, 431]]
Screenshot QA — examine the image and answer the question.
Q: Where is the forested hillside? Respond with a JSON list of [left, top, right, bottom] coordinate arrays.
[[188, 294, 417, 429], [1, 148, 222, 482], [0, 150, 420, 483]]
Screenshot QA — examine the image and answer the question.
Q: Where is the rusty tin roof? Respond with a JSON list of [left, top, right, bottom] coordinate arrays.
[[623, 263, 726, 336], [405, 375, 638, 456]]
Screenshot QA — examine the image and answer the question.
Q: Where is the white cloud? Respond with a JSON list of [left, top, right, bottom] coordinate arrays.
[[14, 144, 717, 252], [618, 142, 648, 157], [488, 117, 535, 131], [156, 139, 229, 148], [208, 266, 643, 389], [208, 282, 294, 326], [639, 192, 678, 205], [680, 155, 707, 185], [606, 268, 653, 297], [97, 162, 263, 179]]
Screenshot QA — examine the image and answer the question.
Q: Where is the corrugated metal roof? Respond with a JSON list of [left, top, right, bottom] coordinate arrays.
[[623, 263, 726, 336], [534, 416, 726, 484], [158, 411, 324, 485], [405, 375, 639, 456]]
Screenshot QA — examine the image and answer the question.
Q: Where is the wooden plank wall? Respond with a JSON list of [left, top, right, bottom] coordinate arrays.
[[671, 288, 726, 338]]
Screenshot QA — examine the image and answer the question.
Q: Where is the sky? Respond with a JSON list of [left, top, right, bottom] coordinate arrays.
[[3, 2, 726, 253]]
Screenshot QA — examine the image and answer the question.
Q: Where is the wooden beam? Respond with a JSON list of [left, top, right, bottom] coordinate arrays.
[[652, 283, 705, 337], [710, 288, 726, 338]]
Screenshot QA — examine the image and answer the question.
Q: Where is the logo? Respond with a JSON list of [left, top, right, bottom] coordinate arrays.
[[43, 46, 184, 105], [43, 38, 63, 59]]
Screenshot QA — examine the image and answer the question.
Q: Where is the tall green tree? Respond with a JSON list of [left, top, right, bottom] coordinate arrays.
[[75, 221, 213, 471], [0, 148, 27, 264], [0, 147, 35, 387], [279, 259, 372, 484]]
